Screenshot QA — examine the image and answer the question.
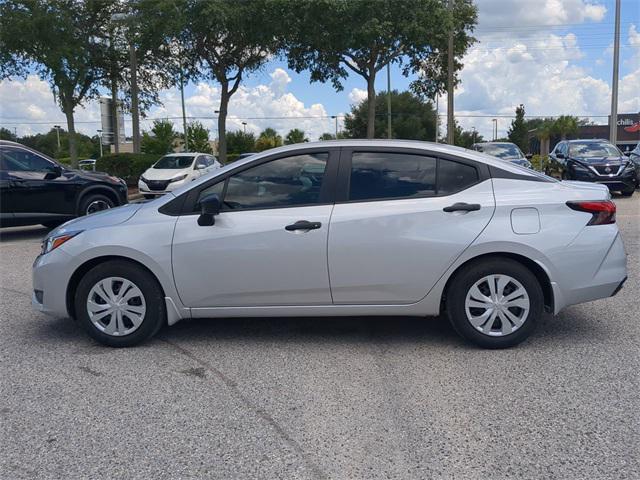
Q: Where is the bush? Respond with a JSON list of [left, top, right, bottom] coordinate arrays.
[[530, 154, 562, 178], [95, 153, 161, 186]]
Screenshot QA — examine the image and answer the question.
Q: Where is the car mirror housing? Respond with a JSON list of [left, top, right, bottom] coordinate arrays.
[[556, 152, 565, 159], [198, 193, 222, 226], [525, 153, 533, 159], [44, 165, 63, 180]]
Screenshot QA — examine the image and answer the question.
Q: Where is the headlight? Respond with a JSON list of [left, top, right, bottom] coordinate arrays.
[[41, 231, 83, 255], [572, 162, 590, 172], [169, 174, 188, 183]]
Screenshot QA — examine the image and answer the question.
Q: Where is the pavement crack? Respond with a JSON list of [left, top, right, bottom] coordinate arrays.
[[161, 338, 327, 480]]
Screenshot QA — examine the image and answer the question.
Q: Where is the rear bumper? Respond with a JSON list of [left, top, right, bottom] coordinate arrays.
[[552, 230, 627, 313]]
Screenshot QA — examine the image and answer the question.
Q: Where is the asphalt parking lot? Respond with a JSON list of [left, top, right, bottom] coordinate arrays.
[[1, 196, 638, 480]]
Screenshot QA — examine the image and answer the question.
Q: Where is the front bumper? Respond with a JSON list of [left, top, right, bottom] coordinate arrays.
[[138, 179, 187, 197], [32, 248, 75, 318], [570, 166, 636, 191]]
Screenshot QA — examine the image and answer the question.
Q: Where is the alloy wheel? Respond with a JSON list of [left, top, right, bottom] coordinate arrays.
[[464, 274, 530, 337], [86, 199, 111, 215], [86, 277, 146, 336]]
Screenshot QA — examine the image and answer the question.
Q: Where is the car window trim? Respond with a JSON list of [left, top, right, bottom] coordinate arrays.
[[2, 145, 59, 172], [172, 147, 341, 216], [335, 146, 489, 205]]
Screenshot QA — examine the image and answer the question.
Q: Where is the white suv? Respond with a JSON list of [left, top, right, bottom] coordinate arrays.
[[138, 152, 220, 198]]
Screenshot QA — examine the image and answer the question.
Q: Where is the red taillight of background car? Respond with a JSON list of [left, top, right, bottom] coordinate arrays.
[[566, 200, 616, 225]]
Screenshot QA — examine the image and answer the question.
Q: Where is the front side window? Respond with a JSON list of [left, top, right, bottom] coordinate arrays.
[[0, 147, 55, 172], [349, 152, 437, 201], [197, 153, 329, 210]]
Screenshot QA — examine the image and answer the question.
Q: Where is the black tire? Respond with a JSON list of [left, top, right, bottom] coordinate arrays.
[[74, 260, 166, 347], [621, 188, 634, 197], [143, 194, 156, 200], [446, 258, 543, 349], [79, 193, 115, 216]]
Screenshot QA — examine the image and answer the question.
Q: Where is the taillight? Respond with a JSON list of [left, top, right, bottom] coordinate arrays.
[[566, 200, 616, 225]]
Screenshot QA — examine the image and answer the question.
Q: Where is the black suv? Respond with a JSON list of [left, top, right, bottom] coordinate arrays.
[[550, 139, 636, 196], [0, 140, 128, 228]]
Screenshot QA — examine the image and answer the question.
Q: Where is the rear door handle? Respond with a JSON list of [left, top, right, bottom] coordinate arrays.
[[443, 202, 481, 213], [285, 220, 322, 231]]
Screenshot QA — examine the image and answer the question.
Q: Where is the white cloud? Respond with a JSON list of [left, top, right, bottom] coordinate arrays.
[[348, 88, 368, 104], [0, 69, 338, 142]]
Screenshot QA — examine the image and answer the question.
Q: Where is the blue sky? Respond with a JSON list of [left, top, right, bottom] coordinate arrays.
[[1, 0, 638, 141]]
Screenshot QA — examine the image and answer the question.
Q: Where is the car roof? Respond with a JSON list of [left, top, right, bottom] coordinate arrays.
[[474, 142, 516, 146], [162, 152, 211, 156], [565, 139, 610, 143]]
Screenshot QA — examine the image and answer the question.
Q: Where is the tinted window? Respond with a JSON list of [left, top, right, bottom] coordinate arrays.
[[438, 159, 479, 194], [476, 143, 523, 159], [349, 152, 436, 201], [0, 147, 55, 172], [153, 155, 195, 169], [200, 153, 328, 210]]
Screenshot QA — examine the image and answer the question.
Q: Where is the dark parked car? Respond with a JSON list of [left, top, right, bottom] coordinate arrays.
[[471, 142, 533, 168], [550, 139, 636, 196], [0, 140, 128, 228], [628, 142, 640, 188]]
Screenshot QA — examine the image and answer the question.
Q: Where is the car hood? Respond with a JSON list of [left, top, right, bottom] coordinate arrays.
[[143, 167, 191, 180], [62, 168, 124, 184], [573, 156, 624, 165], [47, 203, 144, 238]]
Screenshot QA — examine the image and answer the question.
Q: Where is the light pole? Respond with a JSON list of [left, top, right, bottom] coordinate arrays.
[[331, 115, 338, 138], [609, 0, 621, 144], [242, 122, 247, 134], [492, 118, 497, 141], [97, 130, 103, 157], [472, 126, 477, 144], [53, 125, 61, 150], [387, 62, 392, 139], [435, 96, 439, 143]]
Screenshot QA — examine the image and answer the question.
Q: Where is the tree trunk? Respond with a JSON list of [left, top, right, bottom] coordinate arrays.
[[111, 70, 119, 154], [64, 105, 78, 168], [366, 73, 376, 139], [218, 84, 229, 164]]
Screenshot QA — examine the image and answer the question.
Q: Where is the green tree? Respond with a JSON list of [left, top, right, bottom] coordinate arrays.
[[319, 133, 336, 141], [0, 127, 15, 141], [186, 121, 213, 153], [283, 0, 476, 139], [0, 0, 114, 166], [344, 90, 437, 140], [508, 104, 528, 153], [284, 128, 309, 144], [19, 128, 99, 159], [553, 115, 579, 140], [141, 119, 177, 155], [255, 128, 283, 152], [227, 130, 256, 154], [534, 119, 555, 156], [440, 121, 483, 148], [174, 0, 280, 164]]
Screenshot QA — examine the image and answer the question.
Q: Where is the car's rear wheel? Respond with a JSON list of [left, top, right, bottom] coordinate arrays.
[[79, 193, 114, 216], [74, 260, 166, 347], [446, 258, 543, 348]]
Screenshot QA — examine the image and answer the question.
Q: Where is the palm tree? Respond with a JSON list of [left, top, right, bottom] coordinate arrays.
[[535, 119, 554, 157], [553, 115, 578, 140], [284, 128, 309, 144]]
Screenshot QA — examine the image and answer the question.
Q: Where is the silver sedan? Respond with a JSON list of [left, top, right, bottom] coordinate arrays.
[[33, 140, 627, 348]]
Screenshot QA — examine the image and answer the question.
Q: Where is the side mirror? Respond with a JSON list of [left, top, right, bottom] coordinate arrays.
[[44, 165, 62, 180], [525, 153, 533, 159], [556, 152, 565, 159], [623, 151, 631, 156], [195, 163, 206, 170], [198, 193, 221, 226]]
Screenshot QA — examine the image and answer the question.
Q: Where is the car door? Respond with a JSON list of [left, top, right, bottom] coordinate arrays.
[[0, 145, 74, 218], [327, 148, 495, 305], [172, 148, 339, 308]]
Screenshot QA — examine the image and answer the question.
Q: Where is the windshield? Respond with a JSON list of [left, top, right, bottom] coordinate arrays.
[[153, 155, 195, 169], [476, 143, 523, 159], [569, 143, 620, 158]]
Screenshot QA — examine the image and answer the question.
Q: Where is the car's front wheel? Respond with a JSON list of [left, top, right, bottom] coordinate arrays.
[[79, 193, 115, 216], [74, 260, 166, 347], [621, 187, 635, 197], [446, 258, 543, 348]]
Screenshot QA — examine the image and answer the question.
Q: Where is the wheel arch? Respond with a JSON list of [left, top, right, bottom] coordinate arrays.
[[441, 252, 554, 313], [76, 185, 121, 215], [66, 255, 167, 320]]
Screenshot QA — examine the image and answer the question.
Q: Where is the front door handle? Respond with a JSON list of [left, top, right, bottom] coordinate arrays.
[[443, 202, 481, 213], [285, 220, 322, 231]]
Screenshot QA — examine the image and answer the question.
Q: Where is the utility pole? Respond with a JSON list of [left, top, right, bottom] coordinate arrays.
[[242, 122, 247, 134], [54, 125, 61, 150], [387, 62, 392, 139], [435, 96, 439, 143], [609, 0, 621, 145], [446, 0, 455, 145], [331, 115, 338, 137], [180, 69, 188, 152], [492, 118, 497, 140], [97, 130, 103, 157]]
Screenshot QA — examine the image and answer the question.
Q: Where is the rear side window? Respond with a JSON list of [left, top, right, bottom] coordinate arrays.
[[438, 159, 479, 194], [348, 152, 478, 201], [349, 152, 437, 201]]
